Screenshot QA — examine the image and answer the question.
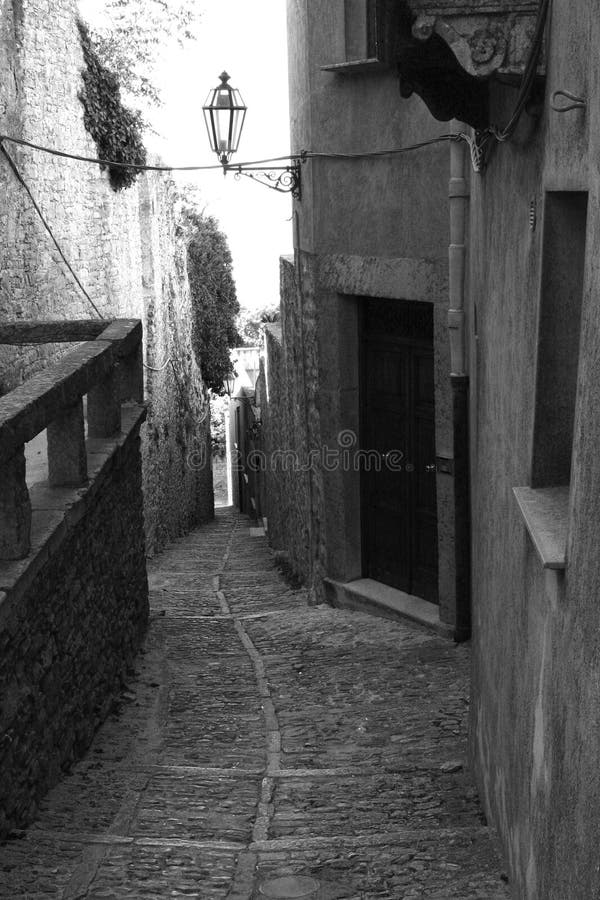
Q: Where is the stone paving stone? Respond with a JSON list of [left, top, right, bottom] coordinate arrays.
[[224, 583, 308, 617], [160, 618, 247, 666], [0, 507, 509, 898], [149, 589, 222, 618], [148, 559, 223, 573], [254, 834, 508, 900], [156, 620, 266, 769], [225, 553, 277, 572], [245, 612, 468, 770], [269, 771, 486, 839], [28, 764, 142, 836], [130, 772, 260, 843], [160, 682, 265, 769], [147, 572, 216, 592], [0, 835, 83, 898], [87, 844, 238, 899]]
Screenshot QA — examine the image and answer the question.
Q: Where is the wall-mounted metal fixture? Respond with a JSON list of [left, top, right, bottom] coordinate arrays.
[[551, 90, 586, 113], [224, 371, 237, 398], [529, 198, 537, 232], [203, 73, 302, 199]]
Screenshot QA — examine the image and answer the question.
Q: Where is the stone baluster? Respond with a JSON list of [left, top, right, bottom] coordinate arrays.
[[87, 369, 122, 438], [0, 447, 32, 560], [47, 398, 88, 487], [117, 342, 144, 403]]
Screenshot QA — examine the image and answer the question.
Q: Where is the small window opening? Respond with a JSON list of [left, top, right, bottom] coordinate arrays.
[[531, 191, 588, 488], [344, 0, 378, 60]]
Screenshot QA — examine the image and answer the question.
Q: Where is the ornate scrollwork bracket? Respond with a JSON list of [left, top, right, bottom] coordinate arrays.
[[225, 163, 302, 200]]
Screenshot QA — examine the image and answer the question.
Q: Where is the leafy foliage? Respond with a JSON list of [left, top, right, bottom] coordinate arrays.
[[210, 394, 228, 459], [182, 208, 241, 394], [83, 0, 199, 106], [237, 304, 280, 347], [77, 20, 147, 191]]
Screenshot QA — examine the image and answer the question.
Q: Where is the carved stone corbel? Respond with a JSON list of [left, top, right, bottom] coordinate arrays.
[[392, 1, 545, 128]]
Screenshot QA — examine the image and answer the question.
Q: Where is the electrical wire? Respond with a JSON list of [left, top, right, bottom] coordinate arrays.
[[0, 133, 301, 171], [0, 0, 550, 189], [472, 0, 550, 169], [143, 356, 171, 372], [491, 0, 550, 141], [305, 135, 461, 158], [0, 130, 466, 313], [0, 140, 105, 319], [0, 132, 462, 173]]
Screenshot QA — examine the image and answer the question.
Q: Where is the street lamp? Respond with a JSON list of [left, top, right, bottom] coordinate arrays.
[[203, 72, 247, 166], [224, 371, 237, 398], [203, 72, 302, 199]]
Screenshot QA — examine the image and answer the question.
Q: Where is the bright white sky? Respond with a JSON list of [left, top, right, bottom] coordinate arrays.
[[78, 0, 293, 310]]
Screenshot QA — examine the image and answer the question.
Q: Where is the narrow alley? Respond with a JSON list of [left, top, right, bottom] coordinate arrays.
[[0, 509, 508, 899]]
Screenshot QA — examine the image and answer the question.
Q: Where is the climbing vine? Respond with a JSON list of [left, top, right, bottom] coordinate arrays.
[[77, 20, 147, 191]]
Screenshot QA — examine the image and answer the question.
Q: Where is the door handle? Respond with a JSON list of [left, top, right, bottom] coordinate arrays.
[[425, 464, 437, 473]]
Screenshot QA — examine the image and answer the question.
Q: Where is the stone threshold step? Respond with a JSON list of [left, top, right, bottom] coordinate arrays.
[[325, 577, 454, 640]]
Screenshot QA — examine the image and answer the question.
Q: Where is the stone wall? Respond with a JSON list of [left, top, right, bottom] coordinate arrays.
[[137, 176, 214, 553], [262, 256, 325, 597], [0, 407, 148, 838], [0, 0, 213, 554]]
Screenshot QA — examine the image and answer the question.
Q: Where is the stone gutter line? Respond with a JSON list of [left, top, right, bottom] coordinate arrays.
[[213, 515, 283, 898]]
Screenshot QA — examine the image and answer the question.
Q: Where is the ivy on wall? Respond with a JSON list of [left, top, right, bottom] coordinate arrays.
[[77, 20, 147, 191]]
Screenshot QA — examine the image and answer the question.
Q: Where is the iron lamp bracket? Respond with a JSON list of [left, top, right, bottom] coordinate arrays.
[[224, 163, 302, 200]]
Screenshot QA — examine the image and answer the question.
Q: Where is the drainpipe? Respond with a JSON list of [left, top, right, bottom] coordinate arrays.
[[448, 121, 471, 642]]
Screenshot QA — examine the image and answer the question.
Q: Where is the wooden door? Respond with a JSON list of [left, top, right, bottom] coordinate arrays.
[[361, 299, 439, 603]]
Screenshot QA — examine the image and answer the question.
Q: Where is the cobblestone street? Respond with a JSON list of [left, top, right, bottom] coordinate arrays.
[[0, 508, 509, 899]]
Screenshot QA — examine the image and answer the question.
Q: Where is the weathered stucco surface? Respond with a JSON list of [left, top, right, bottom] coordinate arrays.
[[274, 0, 463, 625], [469, 1, 600, 896], [0, 0, 212, 554]]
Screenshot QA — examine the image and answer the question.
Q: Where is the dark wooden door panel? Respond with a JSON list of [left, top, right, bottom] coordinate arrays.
[[367, 498, 412, 592], [361, 299, 438, 603]]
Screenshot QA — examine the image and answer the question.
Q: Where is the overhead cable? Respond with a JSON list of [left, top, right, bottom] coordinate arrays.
[[0, 140, 105, 319], [0, 132, 463, 173]]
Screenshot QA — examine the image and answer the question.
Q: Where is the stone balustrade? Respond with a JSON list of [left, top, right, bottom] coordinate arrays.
[[0, 319, 144, 559], [0, 319, 150, 838]]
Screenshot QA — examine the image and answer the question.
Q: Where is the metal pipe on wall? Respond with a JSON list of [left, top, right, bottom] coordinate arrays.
[[448, 120, 472, 642], [449, 121, 468, 378]]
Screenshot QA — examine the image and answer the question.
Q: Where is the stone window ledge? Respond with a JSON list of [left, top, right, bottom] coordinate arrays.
[[320, 58, 388, 75], [513, 486, 569, 570]]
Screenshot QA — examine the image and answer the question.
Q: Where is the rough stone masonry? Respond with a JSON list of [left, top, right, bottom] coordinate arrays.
[[0, 406, 149, 838], [0, 0, 213, 553]]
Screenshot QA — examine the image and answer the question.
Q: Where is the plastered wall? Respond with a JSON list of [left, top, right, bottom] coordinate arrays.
[[469, 2, 600, 896]]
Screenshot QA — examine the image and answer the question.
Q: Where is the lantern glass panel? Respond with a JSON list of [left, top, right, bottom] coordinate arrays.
[[203, 75, 247, 163], [230, 109, 246, 152], [203, 107, 217, 153], [215, 108, 233, 153]]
